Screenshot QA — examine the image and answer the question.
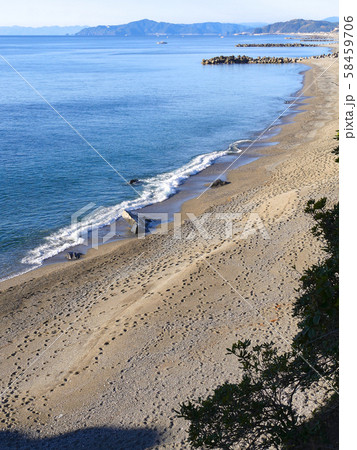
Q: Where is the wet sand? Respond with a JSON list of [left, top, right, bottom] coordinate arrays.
[[0, 53, 339, 449]]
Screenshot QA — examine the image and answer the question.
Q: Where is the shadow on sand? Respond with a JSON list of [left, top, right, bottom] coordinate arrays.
[[0, 426, 161, 449]]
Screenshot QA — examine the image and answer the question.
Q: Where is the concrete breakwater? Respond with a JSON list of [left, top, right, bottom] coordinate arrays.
[[234, 43, 321, 47], [202, 52, 338, 65]]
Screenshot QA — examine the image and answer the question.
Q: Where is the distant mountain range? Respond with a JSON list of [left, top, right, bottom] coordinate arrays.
[[0, 18, 339, 37], [77, 18, 339, 37], [253, 19, 338, 34], [75, 19, 265, 36], [0, 26, 84, 35], [323, 17, 339, 23]]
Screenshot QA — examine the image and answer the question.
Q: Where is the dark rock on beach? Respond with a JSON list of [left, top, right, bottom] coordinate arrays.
[[66, 252, 82, 261], [210, 179, 230, 188]]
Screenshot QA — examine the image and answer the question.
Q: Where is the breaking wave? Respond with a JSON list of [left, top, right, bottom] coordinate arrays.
[[21, 140, 249, 268]]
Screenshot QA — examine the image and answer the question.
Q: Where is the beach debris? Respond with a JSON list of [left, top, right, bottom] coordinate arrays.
[[65, 252, 82, 260], [210, 179, 230, 188], [122, 210, 139, 233], [122, 210, 153, 234]]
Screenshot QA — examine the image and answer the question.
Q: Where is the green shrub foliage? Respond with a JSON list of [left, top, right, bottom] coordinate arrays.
[[178, 141, 339, 449]]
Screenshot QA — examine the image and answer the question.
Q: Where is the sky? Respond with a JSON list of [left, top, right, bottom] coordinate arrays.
[[0, 0, 339, 27]]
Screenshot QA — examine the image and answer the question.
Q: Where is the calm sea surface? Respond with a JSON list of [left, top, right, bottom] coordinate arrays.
[[0, 35, 327, 279]]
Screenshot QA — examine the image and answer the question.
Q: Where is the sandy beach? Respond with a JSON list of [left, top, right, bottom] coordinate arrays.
[[0, 52, 339, 449]]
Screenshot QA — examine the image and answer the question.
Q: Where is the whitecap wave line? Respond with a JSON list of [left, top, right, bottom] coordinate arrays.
[[21, 143, 247, 267]]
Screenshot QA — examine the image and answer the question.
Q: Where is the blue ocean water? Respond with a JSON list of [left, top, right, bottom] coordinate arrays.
[[0, 35, 327, 279]]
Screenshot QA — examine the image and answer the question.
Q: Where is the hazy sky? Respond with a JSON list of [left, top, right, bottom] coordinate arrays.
[[0, 0, 339, 27]]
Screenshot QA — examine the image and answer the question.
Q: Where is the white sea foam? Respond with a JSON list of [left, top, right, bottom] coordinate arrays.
[[21, 141, 249, 268], [227, 139, 252, 153]]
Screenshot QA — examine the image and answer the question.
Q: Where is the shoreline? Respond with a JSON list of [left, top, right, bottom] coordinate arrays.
[[0, 62, 309, 286], [0, 52, 339, 448]]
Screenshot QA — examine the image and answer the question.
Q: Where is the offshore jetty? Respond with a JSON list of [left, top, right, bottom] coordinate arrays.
[[234, 43, 321, 47], [202, 52, 338, 65]]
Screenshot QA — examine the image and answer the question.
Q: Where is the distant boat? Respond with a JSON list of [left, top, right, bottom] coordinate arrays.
[[157, 41, 168, 44]]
